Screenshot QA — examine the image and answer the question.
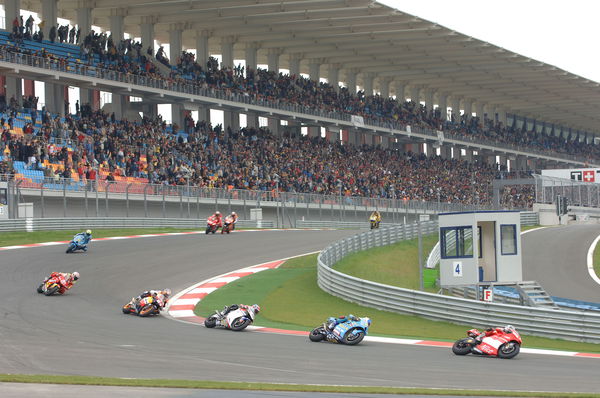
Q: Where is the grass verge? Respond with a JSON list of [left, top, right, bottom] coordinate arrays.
[[196, 253, 600, 353], [0, 374, 599, 396], [594, 239, 600, 279], [0, 228, 198, 247]]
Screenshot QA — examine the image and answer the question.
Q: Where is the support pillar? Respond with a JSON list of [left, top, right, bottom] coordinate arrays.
[[288, 55, 300, 76], [41, 0, 58, 39], [220, 36, 234, 69], [463, 99, 473, 121], [4, 0, 21, 32], [410, 86, 421, 104], [378, 77, 391, 98], [308, 61, 320, 82], [168, 24, 183, 64], [394, 81, 405, 102], [461, 146, 473, 162], [140, 16, 156, 55], [450, 96, 461, 123], [424, 89, 434, 111], [344, 69, 357, 94], [327, 64, 340, 92], [112, 93, 126, 121], [197, 105, 209, 123], [267, 117, 280, 136], [195, 31, 209, 67], [246, 111, 258, 128], [496, 107, 507, 126], [440, 144, 452, 159], [245, 43, 258, 72], [5, 76, 22, 104], [437, 93, 448, 121], [475, 102, 485, 122], [108, 10, 125, 41], [76, 1, 92, 40], [362, 72, 374, 96], [307, 126, 320, 138], [267, 48, 281, 73], [223, 109, 239, 133], [23, 79, 34, 97]]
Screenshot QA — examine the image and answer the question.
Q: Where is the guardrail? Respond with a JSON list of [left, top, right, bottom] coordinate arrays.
[[317, 222, 600, 343], [0, 218, 273, 232], [295, 220, 404, 230]]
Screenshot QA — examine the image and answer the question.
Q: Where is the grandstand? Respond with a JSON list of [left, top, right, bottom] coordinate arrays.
[[1, 0, 599, 214]]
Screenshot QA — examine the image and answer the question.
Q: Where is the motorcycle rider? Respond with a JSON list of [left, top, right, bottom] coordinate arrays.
[[208, 211, 223, 228], [222, 212, 238, 233], [326, 314, 360, 331], [45, 271, 80, 294], [134, 289, 171, 312], [220, 303, 260, 317], [470, 325, 515, 343], [73, 229, 93, 251], [369, 211, 381, 227]]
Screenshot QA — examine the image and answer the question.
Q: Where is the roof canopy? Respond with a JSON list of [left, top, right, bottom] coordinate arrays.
[[49, 0, 600, 134]]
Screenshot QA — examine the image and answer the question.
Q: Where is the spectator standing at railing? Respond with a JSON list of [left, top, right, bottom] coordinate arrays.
[[49, 26, 56, 43]]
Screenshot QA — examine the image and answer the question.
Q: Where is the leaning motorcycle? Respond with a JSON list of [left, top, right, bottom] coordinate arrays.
[[204, 306, 257, 331], [309, 317, 371, 345], [36, 275, 65, 296], [221, 216, 235, 234], [66, 234, 87, 253], [452, 326, 522, 359], [369, 217, 380, 230], [205, 216, 221, 234], [122, 296, 164, 317]]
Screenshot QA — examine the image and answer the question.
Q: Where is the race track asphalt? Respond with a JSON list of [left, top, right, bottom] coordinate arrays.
[[522, 225, 600, 301], [0, 228, 599, 394]]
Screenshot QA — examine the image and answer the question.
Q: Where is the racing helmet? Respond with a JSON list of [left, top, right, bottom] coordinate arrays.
[[215, 211, 221, 216], [85, 229, 92, 235], [504, 324, 514, 333], [72, 271, 80, 281], [231, 212, 237, 216], [162, 288, 172, 298], [251, 304, 260, 313]]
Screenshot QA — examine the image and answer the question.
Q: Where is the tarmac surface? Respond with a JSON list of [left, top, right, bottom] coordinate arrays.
[[0, 228, 599, 395]]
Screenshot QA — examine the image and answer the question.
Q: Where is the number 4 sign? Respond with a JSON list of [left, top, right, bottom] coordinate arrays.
[[452, 261, 463, 277]]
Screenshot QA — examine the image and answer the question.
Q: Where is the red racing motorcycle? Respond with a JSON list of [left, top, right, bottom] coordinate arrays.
[[452, 325, 522, 359], [206, 215, 222, 234]]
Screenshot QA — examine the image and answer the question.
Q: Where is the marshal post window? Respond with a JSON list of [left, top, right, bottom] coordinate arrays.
[[441, 226, 474, 259]]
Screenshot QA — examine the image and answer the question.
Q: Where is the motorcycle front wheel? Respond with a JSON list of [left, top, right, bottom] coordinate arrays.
[[309, 327, 326, 342], [342, 328, 365, 345], [452, 339, 472, 355], [204, 316, 217, 328], [66, 245, 74, 253], [44, 285, 59, 296], [138, 305, 157, 317], [122, 303, 134, 314], [230, 317, 251, 331], [497, 342, 520, 359], [36, 284, 44, 294]]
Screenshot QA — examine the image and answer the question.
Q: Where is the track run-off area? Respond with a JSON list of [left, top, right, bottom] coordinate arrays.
[[0, 227, 599, 394]]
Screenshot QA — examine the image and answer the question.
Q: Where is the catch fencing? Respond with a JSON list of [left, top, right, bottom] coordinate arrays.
[[317, 222, 600, 343], [0, 217, 273, 232]]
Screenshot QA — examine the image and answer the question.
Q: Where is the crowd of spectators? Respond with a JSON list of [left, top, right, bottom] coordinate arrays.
[[1, 100, 538, 207]]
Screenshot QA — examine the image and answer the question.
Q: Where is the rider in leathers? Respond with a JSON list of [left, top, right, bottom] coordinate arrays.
[[46, 271, 80, 294]]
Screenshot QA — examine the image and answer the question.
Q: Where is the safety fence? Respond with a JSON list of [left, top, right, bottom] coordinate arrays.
[[0, 217, 273, 232], [534, 174, 600, 208], [317, 222, 600, 343], [0, 47, 591, 165]]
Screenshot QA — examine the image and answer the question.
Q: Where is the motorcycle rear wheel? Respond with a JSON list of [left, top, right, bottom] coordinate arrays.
[[44, 285, 59, 296], [230, 317, 251, 331], [452, 339, 472, 355], [204, 316, 217, 328], [342, 328, 365, 345], [497, 342, 520, 359], [36, 284, 44, 294], [309, 327, 326, 342], [138, 305, 157, 317]]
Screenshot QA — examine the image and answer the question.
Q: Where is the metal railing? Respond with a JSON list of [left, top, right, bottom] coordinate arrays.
[[0, 217, 273, 232], [0, 46, 593, 165], [534, 174, 600, 208], [317, 222, 600, 343]]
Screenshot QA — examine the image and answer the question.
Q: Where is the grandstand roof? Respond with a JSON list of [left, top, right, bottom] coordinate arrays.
[[52, 0, 600, 133]]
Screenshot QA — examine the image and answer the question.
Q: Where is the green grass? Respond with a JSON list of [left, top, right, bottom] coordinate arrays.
[[594, 240, 600, 279], [0, 228, 199, 247], [334, 234, 439, 292], [196, 253, 600, 353], [2, 374, 599, 396]]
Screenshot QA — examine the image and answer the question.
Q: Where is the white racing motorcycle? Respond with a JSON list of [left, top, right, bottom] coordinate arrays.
[[204, 304, 260, 331]]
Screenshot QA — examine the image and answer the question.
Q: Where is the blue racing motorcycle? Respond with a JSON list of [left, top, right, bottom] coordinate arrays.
[[309, 316, 371, 345], [66, 234, 89, 253]]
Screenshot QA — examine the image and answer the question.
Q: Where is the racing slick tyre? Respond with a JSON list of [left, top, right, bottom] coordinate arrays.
[[122, 303, 134, 314], [452, 339, 473, 355], [204, 317, 217, 328], [36, 284, 44, 294], [66, 245, 74, 253], [342, 328, 365, 345], [309, 327, 326, 342], [230, 317, 251, 331], [138, 305, 157, 317], [497, 342, 520, 359], [205, 226, 211, 234], [44, 285, 59, 296]]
